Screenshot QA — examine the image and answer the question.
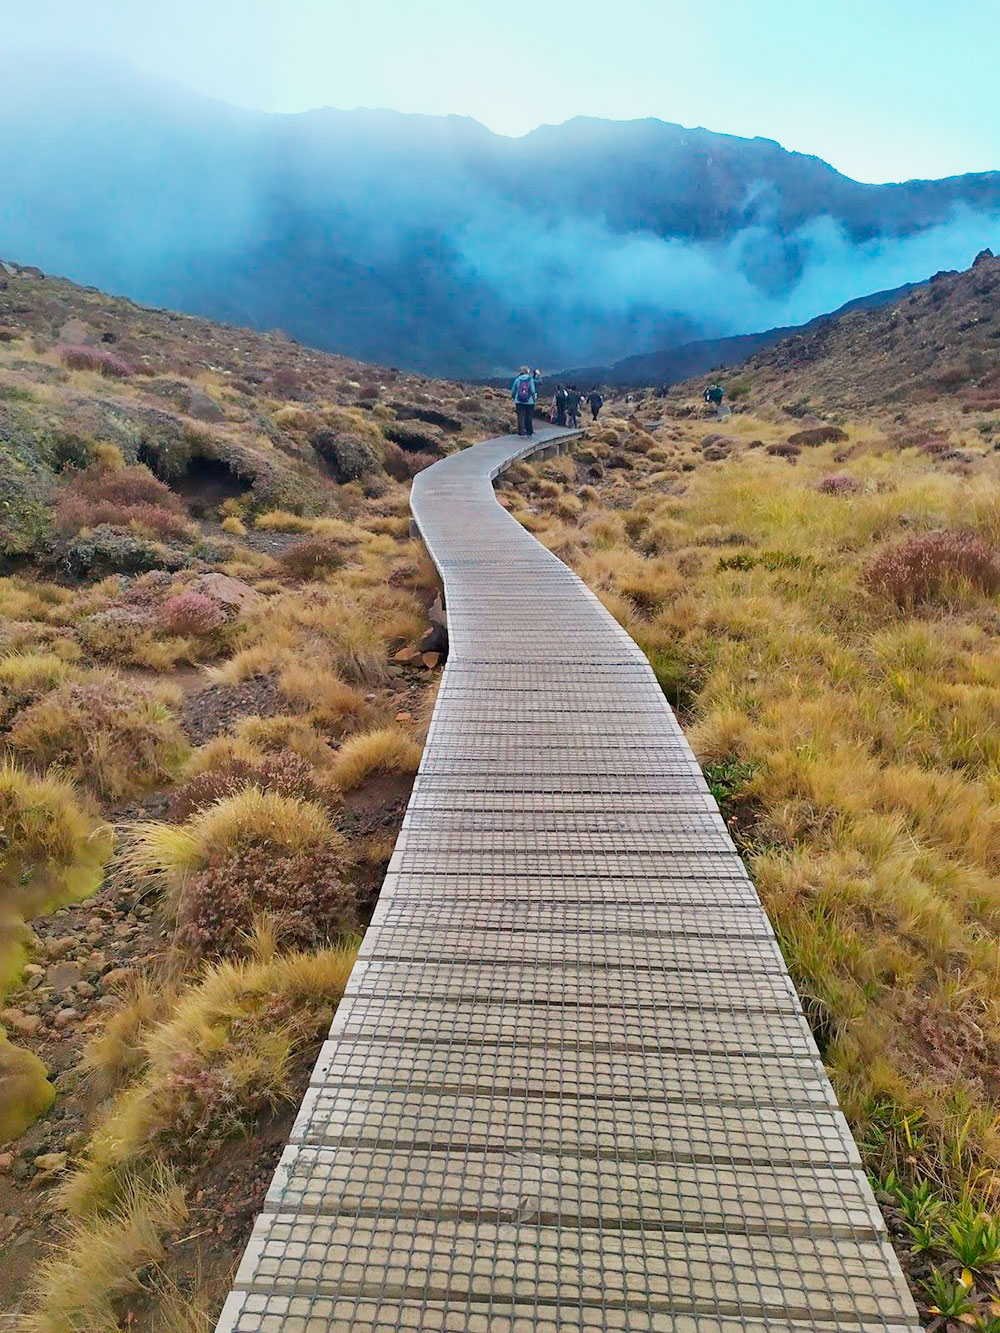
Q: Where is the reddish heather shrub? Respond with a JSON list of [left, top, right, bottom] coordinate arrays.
[[59, 344, 132, 378], [278, 535, 348, 579], [787, 426, 849, 446], [73, 463, 183, 511], [55, 496, 189, 539], [382, 442, 437, 481], [55, 463, 188, 538], [818, 474, 862, 496], [766, 442, 801, 458], [175, 843, 358, 957], [886, 426, 951, 455], [168, 750, 334, 821], [269, 367, 304, 397], [162, 591, 225, 636], [863, 530, 1000, 606]]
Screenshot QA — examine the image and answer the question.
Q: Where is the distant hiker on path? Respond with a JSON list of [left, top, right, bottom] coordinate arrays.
[[565, 386, 582, 427], [587, 389, 604, 421], [511, 365, 537, 437], [704, 382, 726, 418], [554, 384, 568, 426]]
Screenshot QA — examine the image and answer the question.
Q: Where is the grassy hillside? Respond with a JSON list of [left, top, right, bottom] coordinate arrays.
[[722, 248, 1000, 415], [501, 346, 1000, 1326], [0, 262, 516, 1329]]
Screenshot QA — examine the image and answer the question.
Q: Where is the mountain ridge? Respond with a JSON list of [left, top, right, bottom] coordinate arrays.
[[3, 57, 999, 375], [555, 278, 928, 388]]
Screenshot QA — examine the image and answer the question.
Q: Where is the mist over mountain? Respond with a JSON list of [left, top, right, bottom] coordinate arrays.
[[3, 57, 1000, 376]]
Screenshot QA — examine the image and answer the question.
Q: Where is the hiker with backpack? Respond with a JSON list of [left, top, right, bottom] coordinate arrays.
[[587, 388, 604, 421], [704, 382, 725, 415], [554, 384, 568, 426], [564, 385, 583, 427], [511, 365, 537, 437]]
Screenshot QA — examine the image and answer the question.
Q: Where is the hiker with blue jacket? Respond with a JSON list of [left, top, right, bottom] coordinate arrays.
[[511, 365, 537, 437]]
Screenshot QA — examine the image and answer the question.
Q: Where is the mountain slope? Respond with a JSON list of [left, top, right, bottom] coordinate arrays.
[[713, 249, 1000, 413], [2, 58, 1000, 375], [558, 280, 927, 388]]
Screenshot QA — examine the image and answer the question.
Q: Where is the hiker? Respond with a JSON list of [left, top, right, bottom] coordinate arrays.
[[554, 384, 568, 426], [510, 365, 537, 437], [704, 382, 725, 410], [586, 388, 604, 421], [564, 385, 582, 427]]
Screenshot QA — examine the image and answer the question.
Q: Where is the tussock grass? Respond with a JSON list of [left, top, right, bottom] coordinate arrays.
[[9, 674, 189, 801], [122, 788, 343, 898], [25, 1169, 188, 1333], [278, 662, 365, 719], [330, 726, 422, 790], [0, 759, 111, 914], [64, 938, 357, 1212], [82, 975, 182, 1097], [215, 584, 421, 689], [523, 422, 1000, 1214]]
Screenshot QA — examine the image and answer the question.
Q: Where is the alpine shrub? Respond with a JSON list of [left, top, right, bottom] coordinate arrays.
[[62, 526, 184, 577], [58, 462, 182, 516], [175, 843, 357, 957], [278, 535, 348, 580], [56, 496, 190, 539], [382, 442, 437, 481], [59, 345, 133, 378], [787, 426, 849, 446], [168, 750, 334, 821], [818, 474, 862, 495], [863, 530, 1000, 606], [310, 429, 380, 482], [161, 591, 225, 636]]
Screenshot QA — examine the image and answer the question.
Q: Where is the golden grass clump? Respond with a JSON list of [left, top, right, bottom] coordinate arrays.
[[25, 1169, 188, 1333], [0, 759, 111, 918], [8, 673, 189, 801], [331, 726, 422, 790], [277, 662, 366, 719], [517, 419, 1000, 1209], [63, 938, 358, 1213], [122, 788, 344, 898]]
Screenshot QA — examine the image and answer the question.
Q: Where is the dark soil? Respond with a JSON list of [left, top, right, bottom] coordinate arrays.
[[199, 519, 300, 557], [179, 675, 283, 745]]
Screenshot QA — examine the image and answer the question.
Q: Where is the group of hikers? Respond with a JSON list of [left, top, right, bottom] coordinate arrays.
[[509, 367, 726, 437], [509, 366, 604, 437]]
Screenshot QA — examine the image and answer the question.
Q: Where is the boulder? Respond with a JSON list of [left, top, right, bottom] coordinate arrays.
[[33, 1151, 68, 1176], [58, 318, 92, 346], [46, 961, 81, 994], [194, 572, 258, 612], [1, 1009, 41, 1037], [99, 967, 131, 993], [185, 386, 226, 423]]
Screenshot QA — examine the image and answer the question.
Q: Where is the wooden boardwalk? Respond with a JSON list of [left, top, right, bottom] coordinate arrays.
[[217, 427, 921, 1333]]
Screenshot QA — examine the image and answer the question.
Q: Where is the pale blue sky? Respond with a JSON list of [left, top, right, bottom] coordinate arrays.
[[5, 0, 998, 183]]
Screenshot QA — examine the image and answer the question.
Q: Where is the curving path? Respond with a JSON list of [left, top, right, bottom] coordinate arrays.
[[217, 427, 921, 1333]]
